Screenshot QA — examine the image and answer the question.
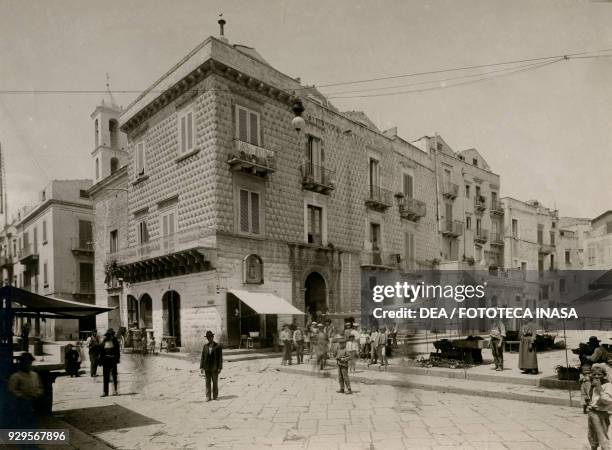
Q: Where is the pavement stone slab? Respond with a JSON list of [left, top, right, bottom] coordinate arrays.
[[45, 354, 593, 449]]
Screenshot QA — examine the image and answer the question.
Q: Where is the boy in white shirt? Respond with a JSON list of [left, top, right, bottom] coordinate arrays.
[[587, 364, 612, 450], [346, 334, 359, 373]]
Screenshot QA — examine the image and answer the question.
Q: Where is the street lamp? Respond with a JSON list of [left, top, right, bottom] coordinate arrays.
[[291, 98, 305, 132]]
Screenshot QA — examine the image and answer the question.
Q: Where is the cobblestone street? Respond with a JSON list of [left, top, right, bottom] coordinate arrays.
[[51, 354, 589, 449]]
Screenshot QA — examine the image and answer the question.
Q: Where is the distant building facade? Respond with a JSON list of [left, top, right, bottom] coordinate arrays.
[[0, 180, 94, 340]]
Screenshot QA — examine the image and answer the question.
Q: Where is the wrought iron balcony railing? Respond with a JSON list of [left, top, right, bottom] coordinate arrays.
[[365, 185, 392, 211], [300, 163, 335, 194], [18, 244, 38, 264], [442, 220, 463, 238], [474, 196, 487, 212], [0, 255, 12, 268], [474, 228, 489, 244], [71, 238, 94, 254], [108, 226, 216, 265], [228, 139, 276, 175], [490, 232, 505, 246], [398, 197, 426, 221], [442, 182, 459, 199], [538, 243, 555, 254], [490, 200, 504, 215], [360, 251, 402, 269]]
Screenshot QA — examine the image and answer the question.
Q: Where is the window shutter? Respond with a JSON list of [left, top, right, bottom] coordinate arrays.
[[404, 174, 413, 198], [251, 192, 260, 234], [136, 142, 145, 175], [169, 212, 175, 235], [239, 189, 249, 232], [187, 112, 193, 151], [139, 221, 148, 244], [238, 108, 248, 142], [249, 112, 259, 146], [180, 116, 186, 153]]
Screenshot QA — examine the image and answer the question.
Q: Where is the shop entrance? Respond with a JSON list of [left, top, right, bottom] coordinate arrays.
[[304, 272, 327, 322], [162, 290, 181, 347]]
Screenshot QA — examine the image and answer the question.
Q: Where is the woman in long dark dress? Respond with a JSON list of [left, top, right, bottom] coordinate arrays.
[[519, 321, 538, 374]]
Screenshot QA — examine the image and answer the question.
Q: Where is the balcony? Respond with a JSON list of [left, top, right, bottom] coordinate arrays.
[[474, 196, 487, 213], [18, 244, 38, 265], [490, 200, 504, 215], [109, 226, 217, 283], [300, 163, 335, 195], [398, 197, 426, 221], [365, 185, 392, 211], [54, 282, 95, 301], [228, 139, 276, 176], [360, 251, 401, 271], [442, 182, 459, 199], [474, 228, 489, 244], [538, 243, 555, 254], [441, 220, 463, 238], [0, 255, 12, 269], [71, 238, 94, 256], [490, 232, 505, 247]]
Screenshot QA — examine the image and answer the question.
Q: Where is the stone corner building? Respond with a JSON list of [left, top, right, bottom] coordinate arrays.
[[89, 30, 448, 350]]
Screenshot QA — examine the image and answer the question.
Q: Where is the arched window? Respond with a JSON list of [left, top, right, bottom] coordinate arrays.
[[94, 119, 99, 147], [95, 158, 99, 180], [110, 157, 119, 174], [109, 119, 118, 148]]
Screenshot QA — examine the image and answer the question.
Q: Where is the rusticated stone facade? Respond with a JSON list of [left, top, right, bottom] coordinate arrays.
[[93, 35, 450, 347]]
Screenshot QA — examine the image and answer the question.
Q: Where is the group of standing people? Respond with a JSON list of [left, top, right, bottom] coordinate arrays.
[[489, 319, 539, 374], [278, 320, 397, 372], [79, 329, 121, 396]]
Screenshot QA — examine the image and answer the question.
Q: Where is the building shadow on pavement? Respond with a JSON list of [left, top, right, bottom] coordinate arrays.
[[55, 404, 161, 434]]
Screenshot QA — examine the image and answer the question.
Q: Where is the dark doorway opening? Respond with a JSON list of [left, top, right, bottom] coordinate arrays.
[[139, 294, 153, 329], [162, 291, 181, 347], [304, 272, 327, 323]]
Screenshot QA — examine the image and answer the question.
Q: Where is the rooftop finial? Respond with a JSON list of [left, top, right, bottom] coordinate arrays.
[[218, 13, 226, 37], [103, 72, 119, 109]]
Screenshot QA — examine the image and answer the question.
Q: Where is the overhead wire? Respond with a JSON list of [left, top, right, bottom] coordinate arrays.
[[320, 59, 562, 96], [326, 58, 565, 99], [308, 51, 592, 89], [0, 48, 610, 96]]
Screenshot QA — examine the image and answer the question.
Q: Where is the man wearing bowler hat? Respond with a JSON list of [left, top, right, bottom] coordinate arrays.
[[100, 328, 120, 397], [200, 330, 223, 401], [586, 336, 612, 366]]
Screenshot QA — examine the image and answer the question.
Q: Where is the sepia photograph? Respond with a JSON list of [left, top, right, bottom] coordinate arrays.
[[1, 1, 612, 448]]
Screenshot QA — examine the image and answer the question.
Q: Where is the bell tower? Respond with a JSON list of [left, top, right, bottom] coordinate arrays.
[[91, 74, 127, 183]]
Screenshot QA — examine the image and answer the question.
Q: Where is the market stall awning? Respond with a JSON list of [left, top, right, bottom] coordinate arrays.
[[0, 286, 114, 318], [590, 270, 612, 290], [229, 289, 305, 315]]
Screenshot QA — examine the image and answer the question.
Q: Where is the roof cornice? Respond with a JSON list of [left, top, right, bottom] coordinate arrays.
[[120, 58, 299, 133], [17, 200, 93, 227]]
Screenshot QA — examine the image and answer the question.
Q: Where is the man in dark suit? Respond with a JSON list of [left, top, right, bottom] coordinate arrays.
[[100, 328, 121, 397], [200, 330, 222, 401]]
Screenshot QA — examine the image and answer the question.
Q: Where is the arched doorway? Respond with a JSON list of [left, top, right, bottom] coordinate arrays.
[[127, 295, 139, 327], [139, 294, 153, 329], [162, 291, 181, 346], [304, 272, 327, 322]]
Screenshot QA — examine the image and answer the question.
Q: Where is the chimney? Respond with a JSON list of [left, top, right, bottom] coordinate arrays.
[[383, 127, 397, 138], [218, 16, 228, 44]]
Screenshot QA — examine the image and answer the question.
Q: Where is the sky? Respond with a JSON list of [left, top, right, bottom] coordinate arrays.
[[0, 0, 611, 220]]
